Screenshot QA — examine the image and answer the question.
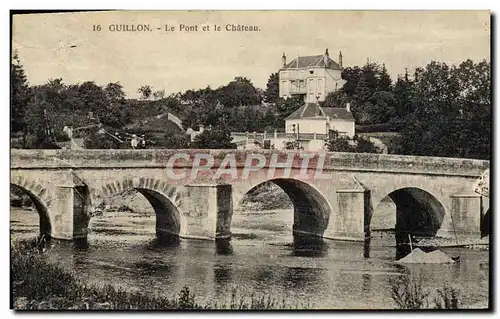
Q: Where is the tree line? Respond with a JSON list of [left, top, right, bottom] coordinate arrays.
[[11, 52, 490, 159]]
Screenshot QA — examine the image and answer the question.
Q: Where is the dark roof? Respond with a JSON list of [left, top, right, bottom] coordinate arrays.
[[282, 55, 342, 70], [285, 103, 354, 121], [322, 107, 355, 121]]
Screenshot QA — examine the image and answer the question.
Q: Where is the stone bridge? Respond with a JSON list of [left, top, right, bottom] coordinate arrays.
[[11, 149, 490, 249]]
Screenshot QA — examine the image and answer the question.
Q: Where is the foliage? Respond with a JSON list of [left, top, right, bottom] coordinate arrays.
[[389, 274, 461, 309], [355, 136, 380, 153], [217, 77, 263, 107], [152, 89, 166, 100], [322, 90, 349, 108], [11, 52, 32, 135], [275, 96, 304, 125], [83, 129, 125, 149], [10, 53, 490, 159], [434, 284, 460, 309], [264, 72, 279, 103], [325, 133, 379, 153], [389, 274, 430, 309], [394, 60, 490, 159], [161, 132, 190, 149], [137, 85, 153, 100], [190, 118, 236, 149], [325, 136, 354, 152]]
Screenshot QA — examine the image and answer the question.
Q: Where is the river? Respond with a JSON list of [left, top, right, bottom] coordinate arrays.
[[10, 207, 489, 309]]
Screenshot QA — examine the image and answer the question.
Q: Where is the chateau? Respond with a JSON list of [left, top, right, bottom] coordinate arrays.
[[279, 49, 346, 103]]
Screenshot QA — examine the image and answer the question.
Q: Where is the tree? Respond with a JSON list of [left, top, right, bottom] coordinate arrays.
[[377, 63, 392, 92], [105, 82, 126, 102], [325, 135, 354, 152], [11, 52, 32, 138], [354, 74, 373, 107], [264, 72, 279, 103], [354, 136, 379, 153], [138, 85, 153, 100], [275, 96, 303, 125], [217, 77, 262, 107], [395, 59, 490, 160], [104, 82, 126, 128], [392, 69, 416, 126], [340, 66, 363, 96], [322, 90, 349, 108], [153, 89, 166, 100], [161, 132, 190, 148], [190, 129, 236, 149], [369, 91, 396, 124]]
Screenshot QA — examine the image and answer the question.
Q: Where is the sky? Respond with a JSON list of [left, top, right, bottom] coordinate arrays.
[[12, 10, 490, 98]]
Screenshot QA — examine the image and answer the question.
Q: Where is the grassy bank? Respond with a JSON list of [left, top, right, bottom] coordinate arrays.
[[11, 239, 306, 310]]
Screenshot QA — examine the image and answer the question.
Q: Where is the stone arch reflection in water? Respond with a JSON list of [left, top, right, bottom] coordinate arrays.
[[371, 187, 445, 259], [89, 186, 182, 247], [238, 178, 332, 254], [239, 179, 331, 237]]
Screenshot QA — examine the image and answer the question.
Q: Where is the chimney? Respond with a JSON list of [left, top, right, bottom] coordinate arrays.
[[323, 48, 329, 67], [339, 50, 343, 68], [282, 52, 286, 67], [346, 102, 351, 112]]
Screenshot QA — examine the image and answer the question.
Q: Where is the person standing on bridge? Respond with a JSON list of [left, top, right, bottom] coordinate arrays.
[[131, 134, 139, 149], [140, 134, 146, 149]]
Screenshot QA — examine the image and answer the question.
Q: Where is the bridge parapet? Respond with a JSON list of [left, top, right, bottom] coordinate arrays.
[[11, 149, 489, 177]]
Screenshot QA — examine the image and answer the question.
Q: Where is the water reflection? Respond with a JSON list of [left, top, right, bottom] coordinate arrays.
[[155, 233, 180, 247], [214, 264, 232, 287], [282, 267, 325, 293], [215, 239, 233, 255], [73, 237, 89, 250], [292, 235, 327, 257], [10, 207, 490, 309], [362, 273, 372, 293], [254, 266, 276, 284]]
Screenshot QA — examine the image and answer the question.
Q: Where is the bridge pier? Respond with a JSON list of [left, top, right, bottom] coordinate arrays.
[[52, 173, 90, 243], [181, 184, 233, 240], [324, 190, 370, 242], [440, 194, 483, 239]]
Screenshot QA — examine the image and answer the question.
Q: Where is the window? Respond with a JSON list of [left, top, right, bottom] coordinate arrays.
[[309, 70, 314, 74], [281, 80, 288, 95]]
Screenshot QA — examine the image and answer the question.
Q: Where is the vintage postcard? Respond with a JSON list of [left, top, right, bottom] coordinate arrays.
[[10, 10, 491, 310]]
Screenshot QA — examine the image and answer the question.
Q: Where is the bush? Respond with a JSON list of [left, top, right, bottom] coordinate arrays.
[[389, 274, 429, 309], [389, 274, 461, 309]]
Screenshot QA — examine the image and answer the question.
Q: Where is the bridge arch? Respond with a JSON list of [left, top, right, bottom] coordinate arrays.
[[88, 177, 185, 241], [371, 187, 446, 255], [237, 178, 332, 238], [10, 180, 52, 238]]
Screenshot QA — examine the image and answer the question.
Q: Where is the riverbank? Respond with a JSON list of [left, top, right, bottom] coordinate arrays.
[[11, 239, 306, 310]]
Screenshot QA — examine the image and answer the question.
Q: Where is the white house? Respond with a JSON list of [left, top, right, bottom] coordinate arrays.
[[285, 102, 355, 138], [279, 49, 346, 103]]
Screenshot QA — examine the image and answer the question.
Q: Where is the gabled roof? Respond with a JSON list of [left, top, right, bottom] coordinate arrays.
[[282, 55, 342, 70], [285, 103, 354, 121]]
